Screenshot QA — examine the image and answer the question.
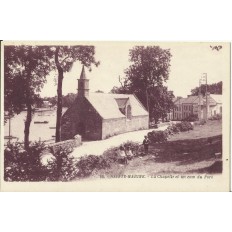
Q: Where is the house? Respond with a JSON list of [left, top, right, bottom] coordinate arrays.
[[208, 94, 222, 116], [170, 94, 222, 121], [61, 66, 149, 141], [42, 100, 52, 108], [173, 97, 185, 120], [182, 95, 200, 119]]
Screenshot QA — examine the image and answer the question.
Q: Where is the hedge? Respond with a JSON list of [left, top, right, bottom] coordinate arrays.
[[147, 121, 194, 144]]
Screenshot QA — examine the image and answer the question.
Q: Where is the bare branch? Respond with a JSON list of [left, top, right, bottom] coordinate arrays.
[[119, 75, 124, 88]]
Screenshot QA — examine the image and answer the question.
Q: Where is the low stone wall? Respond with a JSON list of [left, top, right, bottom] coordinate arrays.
[[50, 134, 82, 154]]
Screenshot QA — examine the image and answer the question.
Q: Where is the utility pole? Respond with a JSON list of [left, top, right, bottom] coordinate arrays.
[[198, 78, 201, 120], [146, 87, 150, 124], [7, 108, 12, 143], [202, 73, 208, 120]]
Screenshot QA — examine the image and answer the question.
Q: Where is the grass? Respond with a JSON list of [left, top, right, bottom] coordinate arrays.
[[169, 120, 222, 141], [90, 120, 222, 177]]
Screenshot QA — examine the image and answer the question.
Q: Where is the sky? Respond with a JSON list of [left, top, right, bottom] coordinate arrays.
[[40, 42, 230, 98]]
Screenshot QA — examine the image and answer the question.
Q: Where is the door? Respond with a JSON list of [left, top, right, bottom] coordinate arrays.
[[76, 122, 86, 138]]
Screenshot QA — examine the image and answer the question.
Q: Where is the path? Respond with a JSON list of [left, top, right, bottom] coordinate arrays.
[[71, 125, 168, 158]]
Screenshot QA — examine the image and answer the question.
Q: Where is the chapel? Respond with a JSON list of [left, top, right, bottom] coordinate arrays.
[[61, 66, 149, 141]]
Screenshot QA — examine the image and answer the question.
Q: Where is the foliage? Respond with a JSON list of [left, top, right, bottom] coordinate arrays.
[[149, 121, 158, 129], [4, 45, 53, 149], [182, 114, 199, 122], [62, 93, 76, 108], [148, 86, 175, 123], [76, 155, 109, 177], [191, 81, 222, 96], [75, 141, 141, 177], [111, 46, 174, 122], [52, 46, 100, 142], [148, 130, 168, 143], [110, 86, 129, 94], [194, 119, 207, 126], [175, 121, 194, 131], [40, 93, 76, 108], [166, 124, 180, 134], [149, 121, 194, 144], [95, 90, 104, 93], [208, 114, 222, 120], [48, 147, 78, 181], [4, 139, 142, 181], [4, 141, 77, 181], [4, 140, 47, 181]]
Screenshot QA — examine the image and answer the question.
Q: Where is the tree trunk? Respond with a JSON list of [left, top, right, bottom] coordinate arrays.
[[55, 47, 64, 142], [55, 69, 63, 142], [24, 101, 32, 150]]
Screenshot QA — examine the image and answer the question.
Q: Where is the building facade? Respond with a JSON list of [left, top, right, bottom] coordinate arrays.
[[168, 94, 222, 121], [61, 66, 149, 141]]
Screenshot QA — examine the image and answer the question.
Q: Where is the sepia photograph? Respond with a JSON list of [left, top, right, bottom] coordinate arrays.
[[1, 41, 230, 191]]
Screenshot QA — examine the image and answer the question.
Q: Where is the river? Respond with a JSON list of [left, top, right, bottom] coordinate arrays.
[[4, 108, 67, 145]]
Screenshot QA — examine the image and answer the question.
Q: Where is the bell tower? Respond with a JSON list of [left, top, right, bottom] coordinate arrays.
[[77, 65, 89, 97]]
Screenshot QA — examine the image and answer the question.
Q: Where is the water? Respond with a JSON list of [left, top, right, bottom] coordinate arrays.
[[4, 108, 67, 145]]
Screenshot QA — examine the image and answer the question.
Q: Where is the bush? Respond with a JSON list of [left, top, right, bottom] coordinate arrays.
[[4, 141, 79, 182], [199, 119, 207, 125], [149, 121, 158, 129], [209, 114, 222, 120], [194, 119, 207, 126], [175, 121, 193, 132], [47, 147, 79, 181], [166, 124, 180, 134], [182, 114, 198, 122], [76, 155, 109, 177], [4, 140, 47, 181], [148, 130, 168, 143]]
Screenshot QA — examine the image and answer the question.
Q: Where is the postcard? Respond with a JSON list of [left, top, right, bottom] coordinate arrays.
[[0, 41, 230, 191]]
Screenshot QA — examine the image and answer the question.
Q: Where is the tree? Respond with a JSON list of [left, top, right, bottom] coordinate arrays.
[[62, 93, 76, 107], [4, 45, 53, 150], [95, 90, 104, 93], [117, 46, 173, 122], [190, 81, 222, 96], [110, 75, 130, 94], [149, 87, 174, 122], [53, 46, 99, 142]]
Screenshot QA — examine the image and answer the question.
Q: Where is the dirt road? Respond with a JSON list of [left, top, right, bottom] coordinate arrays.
[[71, 125, 168, 158]]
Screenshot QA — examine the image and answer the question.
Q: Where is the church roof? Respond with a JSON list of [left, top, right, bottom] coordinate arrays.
[[86, 93, 148, 119]]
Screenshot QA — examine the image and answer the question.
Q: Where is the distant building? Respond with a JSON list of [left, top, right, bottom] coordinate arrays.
[[168, 94, 222, 121], [42, 100, 52, 108], [61, 66, 149, 141], [208, 94, 222, 117]]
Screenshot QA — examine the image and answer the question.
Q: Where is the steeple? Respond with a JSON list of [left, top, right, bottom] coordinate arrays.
[[77, 65, 89, 97], [80, 65, 87, 79]]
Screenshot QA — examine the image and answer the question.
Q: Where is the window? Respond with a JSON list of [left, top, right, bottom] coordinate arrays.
[[126, 105, 132, 120]]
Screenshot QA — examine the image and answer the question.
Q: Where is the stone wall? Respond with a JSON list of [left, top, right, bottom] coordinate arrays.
[[126, 115, 149, 132], [50, 134, 82, 154], [61, 97, 102, 141], [102, 115, 149, 139], [102, 117, 126, 139]]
